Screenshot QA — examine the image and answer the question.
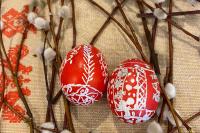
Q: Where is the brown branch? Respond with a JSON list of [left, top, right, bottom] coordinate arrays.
[[167, 19, 199, 41], [136, 0, 160, 74], [141, 0, 154, 11], [170, 111, 200, 133], [137, 1, 182, 132], [45, 63, 59, 131], [174, 110, 192, 132], [3, 100, 57, 133], [54, 0, 76, 131], [157, 99, 165, 123], [4, 100, 31, 122], [115, 0, 148, 62], [14, 23, 34, 119], [41, 32, 59, 131], [44, 1, 66, 132], [90, 0, 127, 45], [88, 0, 148, 62], [42, 32, 50, 93], [52, 89, 62, 104], [140, 0, 200, 42], [158, 80, 182, 133], [70, 0, 77, 48], [0, 47, 6, 112], [56, 0, 65, 45], [167, 0, 173, 86], [47, 0, 57, 48], [138, 10, 200, 18], [5, 101, 48, 133], [44, 0, 75, 131], [63, 95, 75, 133], [151, 19, 158, 48], [0, 6, 35, 133]]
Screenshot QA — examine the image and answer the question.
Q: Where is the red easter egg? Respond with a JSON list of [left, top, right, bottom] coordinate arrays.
[[60, 45, 108, 105], [107, 59, 160, 124]]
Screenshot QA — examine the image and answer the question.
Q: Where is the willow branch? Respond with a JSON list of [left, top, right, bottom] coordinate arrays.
[[167, 1, 175, 131], [46, 0, 57, 48], [52, 89, 62, 104], [70, 0, 77, 48], [63, 95, 75, 132], [115, 0, 148, 62], [136, 0, 160, 74], [45, 1, 75, 132], [0, 48, 6, 112], [56, 0, 64, 45], [0, 9, 34, 133], [138, 1, 182, 132], [138, 10, 200, 18], [170, 111, 200, 133], [88, 0, 148, 62], [140, 0, 200, 42], [90, 0, 126, 45]]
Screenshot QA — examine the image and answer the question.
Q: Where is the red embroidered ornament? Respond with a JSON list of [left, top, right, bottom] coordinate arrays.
[[107, 59, 160, 124], [60, 45, 108, 105]]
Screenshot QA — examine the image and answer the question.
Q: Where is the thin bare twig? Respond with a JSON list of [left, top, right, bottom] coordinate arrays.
[[170, 111, 200, 133], [138, 10, 200, 18], [52, 89, 62, 104], [88, 0, 148, 62], [115, 0, 148, 62], [138, 1, 182, 132], [70, 0, 77, 48], [0, 2, 35, 132], [140, 0, 200, 42], [90, 0, 127, 45], [136, 0, 160, 74]]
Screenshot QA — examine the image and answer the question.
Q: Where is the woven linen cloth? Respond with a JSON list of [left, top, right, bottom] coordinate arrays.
[[0, 0, 200, 132]]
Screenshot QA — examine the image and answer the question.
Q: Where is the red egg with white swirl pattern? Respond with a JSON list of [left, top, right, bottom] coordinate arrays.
[[107, 59, 160, 124], [59, 45, 108, 105]]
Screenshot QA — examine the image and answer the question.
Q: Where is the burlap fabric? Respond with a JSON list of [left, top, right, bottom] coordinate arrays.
[[0, 0, 200, 132]]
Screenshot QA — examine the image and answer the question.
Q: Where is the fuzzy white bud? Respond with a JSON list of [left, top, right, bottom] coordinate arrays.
[[166, 110, 182, 126], [58, 5, 71, 19], [0, 21, 4, 30], [60, 129, 72, 133], [151, 0, 166, 4], [147, 121, 163, 133], [40, 122, 55, 133], [27, 12, 38, 24], [44, 48, 56, 62], [164, 83, 176, 99], [34, 17, 49, 30], [153, 8, 167, 20]]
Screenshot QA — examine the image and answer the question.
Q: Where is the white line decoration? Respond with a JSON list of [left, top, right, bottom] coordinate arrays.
[[82, 45, 95, 85], [152, 82, 160, 102], [60, 45, 108, 105], [62, 84, 103, 105], [107, 59, 160, 124], [97, 53, 108, 84]]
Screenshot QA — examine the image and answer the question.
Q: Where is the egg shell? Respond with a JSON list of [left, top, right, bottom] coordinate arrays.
[[60, 45, 108, 105], [107, 59, 160, 124]]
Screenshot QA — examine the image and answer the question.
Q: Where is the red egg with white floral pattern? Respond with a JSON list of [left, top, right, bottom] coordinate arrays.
[[107, 59, 160, 124], [59, 45, 108, 105]]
